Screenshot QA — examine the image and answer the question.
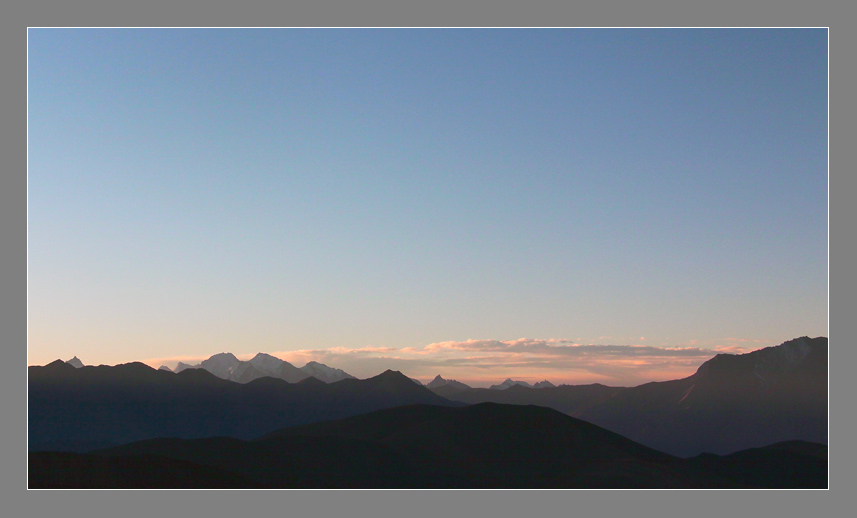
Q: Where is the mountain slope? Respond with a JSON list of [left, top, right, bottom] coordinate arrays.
[[299, 361, 356, 383], [430, 337, 827, 456], [578, 336, 828, 456], [88, 403, 688, 488], [65, 356, 84, 368], [31, 403, 826, 488], [434, 382, 623, 417], [29, 336, 827, 457], [426, 375, 471, 391], [274, 361, 310, 383]]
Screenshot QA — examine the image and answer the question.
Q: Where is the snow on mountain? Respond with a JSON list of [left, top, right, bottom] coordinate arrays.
[[275, 361, 309, 383], [199, 353, 241, 379], [486, 379, 554, 389], [248, 353, 285, 375], [230, 362, 269, 384], [65, 356, 84, 368], [153, 353, 356, 384], [300, 361, 356, 383]]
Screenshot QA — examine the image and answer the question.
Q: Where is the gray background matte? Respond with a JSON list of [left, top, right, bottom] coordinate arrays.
[[6, 1, 847, 517]]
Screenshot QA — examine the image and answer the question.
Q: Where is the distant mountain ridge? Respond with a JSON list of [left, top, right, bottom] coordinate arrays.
[[162, 353, 355, 384], [300, 361, 357, 383], [31, 336, 827, 457], [431, 336, 828, 456], [28, 363, 457, 452], [576, 336, 827, 456], [426, 375, 471, 391], [488, 378, 556, 390]]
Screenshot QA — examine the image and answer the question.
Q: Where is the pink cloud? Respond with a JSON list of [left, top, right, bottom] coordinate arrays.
[[341, 339, 729, 386], [139, 336, 764, 387], [712, 345, 754, 354], [326, 346, 398, 355]]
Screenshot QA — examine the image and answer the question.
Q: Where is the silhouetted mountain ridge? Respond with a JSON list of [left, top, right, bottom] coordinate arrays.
[[426, 375, 471, 391], [430, 337, 827, 456], [28, 363, 459, 452], [577, 336, 827, 455], [29, 336, 827, 458], [29, 403, 827, 488]]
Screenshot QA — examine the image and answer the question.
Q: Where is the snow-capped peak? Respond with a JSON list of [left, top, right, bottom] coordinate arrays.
[[65, 356, 84, 368], [199, 353, 241, 379], [249, 352, 285, 374]]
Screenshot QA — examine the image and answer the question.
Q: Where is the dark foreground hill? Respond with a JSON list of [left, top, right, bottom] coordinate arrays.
[[437, 382, 623, 416], [28, 362, 457, 452], [432, 337, 828, 456], [28, 403, 827, 489]]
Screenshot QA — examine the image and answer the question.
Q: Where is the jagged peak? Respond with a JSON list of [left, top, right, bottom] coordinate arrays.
[[251, 352, 282, 361], [694, 336, 827, 379], [205, 352, 240, 362]]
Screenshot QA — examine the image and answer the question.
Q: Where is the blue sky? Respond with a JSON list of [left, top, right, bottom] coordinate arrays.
[[27, 29, 827, 385]]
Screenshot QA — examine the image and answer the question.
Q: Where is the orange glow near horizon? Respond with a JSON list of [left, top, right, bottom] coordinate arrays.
[[124, 339, 749, 388]]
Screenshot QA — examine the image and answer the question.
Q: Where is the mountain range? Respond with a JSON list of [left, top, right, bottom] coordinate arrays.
[[28, 364, 455, 452], [165, 353, 356, 384], [28, 337, 828, 466], [488, 378, 556, 390], [429, 336, 828, 456]]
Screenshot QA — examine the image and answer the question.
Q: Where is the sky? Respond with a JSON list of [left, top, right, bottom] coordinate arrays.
[[27, 29, 828, 387]]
